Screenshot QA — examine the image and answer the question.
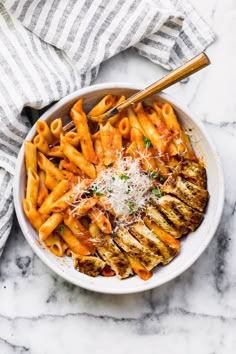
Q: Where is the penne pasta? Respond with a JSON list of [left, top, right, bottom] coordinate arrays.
[[64, 131, 80, 147], [119, 117, 130, 139], [137, 109, 169, 154], [59, 158, 82, 175], [94, 138, 104, 161], [39, 212, 64, 241], [100, 122, 122, 166], [47, 145, 64, 158], [133, 102, 143, 114], [37, 152, 64, 181], [26, 168, 40, 206], [61, 137, 96, 179], [162, 102, 181, 134], [127, 107, 145, 134], [180, 127, 196, 160], [126, 255, 152, 281], [50, 179, 92, 213], [155, 156, 170, 178], [24, 141, 37, 173], [109, 95, 126, 125], [45, 233, 67, 257], [88, 95, 115, 117], [130, 128, 156, 172], [153, 101, 164, 120], [33, 134, 49, 155], [50, 118, 63, 139], [36, 121, 53, 144], [88, 207, 112, 234], [125, 141, 138, 159], [57, 225, 91, 256], [71, 99, 98, 163], [64, 213, 95, 254], [37, 170, 48, 207], [70, 197, 97, 217], [39, 179, 70, 215], [23, 199, 44, 231], [145, 106, 170, 138], [95, 196, 115, 215], [167, 141, 178, 157]]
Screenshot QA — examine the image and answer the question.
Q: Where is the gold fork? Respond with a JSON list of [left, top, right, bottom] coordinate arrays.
[[63, 52, 210, 131]]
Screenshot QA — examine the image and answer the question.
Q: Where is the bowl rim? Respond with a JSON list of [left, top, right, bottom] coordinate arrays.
[[13, 82, 225, 294]]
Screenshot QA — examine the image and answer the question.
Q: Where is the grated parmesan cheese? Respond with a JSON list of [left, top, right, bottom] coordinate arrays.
[[90, 156, 154, 225]]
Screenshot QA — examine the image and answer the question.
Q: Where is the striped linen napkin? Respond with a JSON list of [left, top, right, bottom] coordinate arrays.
[[0, 0, 215, 255]]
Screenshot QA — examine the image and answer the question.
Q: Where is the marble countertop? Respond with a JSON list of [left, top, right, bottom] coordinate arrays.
[[1, 0, 235, 353]]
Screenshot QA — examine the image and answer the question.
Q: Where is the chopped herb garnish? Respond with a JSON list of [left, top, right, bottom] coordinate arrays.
[[128, 201, 135, 214], [120, 174, 129, 181], [59, 225, 64, 232], [159, 175, 165, 183], [125, 185, 131, 194], [107, 188, 113, 193], [112, 176, 115, 181], [95, 192, 103, 196], [152, 188, 163, 197], [149, 171, 157, 179], [107, 163, 113, 168], [143, 135, 152, 148], [92, 185, 104, 196]]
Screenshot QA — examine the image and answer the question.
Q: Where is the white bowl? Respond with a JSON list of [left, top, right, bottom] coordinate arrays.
[[13, 83, 225, 294]]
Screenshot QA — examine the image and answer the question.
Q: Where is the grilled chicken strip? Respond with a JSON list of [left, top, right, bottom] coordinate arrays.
[[74, 255, 106, 277], [180, 159, 207, 188], [114, 227, 162, 271], [97, 235, 133, 279], [162, 175, 208, 212], [89, 223, 133, 279], [157, 195, 203, 232], [146, 207, 183, 238], [144, 217, 180, 255], [130, 222, 177, 264]]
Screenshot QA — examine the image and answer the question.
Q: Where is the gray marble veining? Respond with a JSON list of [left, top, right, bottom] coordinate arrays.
[[1, 0, 236, 353]]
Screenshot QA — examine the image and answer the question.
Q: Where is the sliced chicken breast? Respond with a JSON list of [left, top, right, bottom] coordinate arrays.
[[180, 159, 207, 188], [157, 195, 203, 232], [114, 227, 162, 271], [130, 222, 176, 264], [74, 255, 106, 277], [97, 235, 133, 279], [162, 175, 208, 212], [146, 207, 183, 238]]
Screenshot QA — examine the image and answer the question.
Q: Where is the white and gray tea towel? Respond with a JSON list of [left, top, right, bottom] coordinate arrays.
[[0, 0, 215, 254]]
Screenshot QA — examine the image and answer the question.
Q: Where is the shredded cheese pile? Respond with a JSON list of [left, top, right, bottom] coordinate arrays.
[[91, 156, 154, 222]]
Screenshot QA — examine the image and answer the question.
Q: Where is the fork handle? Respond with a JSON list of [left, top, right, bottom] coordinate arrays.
[[115, 53, 210, 113]]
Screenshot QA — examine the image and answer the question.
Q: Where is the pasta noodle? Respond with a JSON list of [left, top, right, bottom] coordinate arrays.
[[39, 212, 64, 241], [33, 134, 49, 155], [36, 121, 53, 144], [71, 98, 97, 163], [26, 168, 39, 206], [37, 170, 48, 207], [50, 118, 63, 139], [24, 141, 37, 172], [61, 137, 96, 179], [100, 122, 122, 166]]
